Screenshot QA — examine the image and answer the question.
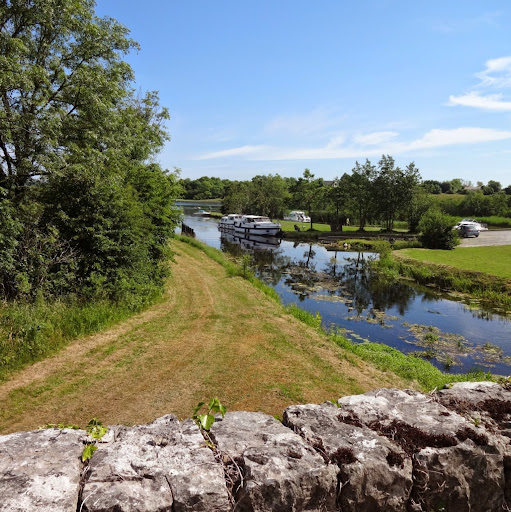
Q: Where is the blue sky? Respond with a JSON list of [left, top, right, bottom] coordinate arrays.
[[96, 1, 511, 185]]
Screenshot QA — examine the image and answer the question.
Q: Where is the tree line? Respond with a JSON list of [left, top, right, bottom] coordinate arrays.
[[180, 168, 511, 232], [0, 0, 181, 304]]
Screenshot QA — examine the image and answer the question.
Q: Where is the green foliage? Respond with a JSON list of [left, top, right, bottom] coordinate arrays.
[[221, 174, 290, 218], [0, 0, 181, 303], [418, 208, 459, 250], [193, 398, 226, 431], [82, 418, 108, 462], [40, 417, 107, 462], [286, 304, 322, 329]]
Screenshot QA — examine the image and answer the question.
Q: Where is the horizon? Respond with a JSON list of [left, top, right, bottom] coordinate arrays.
[[96, 1, 511, 185]]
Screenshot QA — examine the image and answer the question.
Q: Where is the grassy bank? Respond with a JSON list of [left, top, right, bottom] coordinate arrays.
[[388, 247, 511, 310], [0, 294, 160, 382], [178, 237, 492, 390]]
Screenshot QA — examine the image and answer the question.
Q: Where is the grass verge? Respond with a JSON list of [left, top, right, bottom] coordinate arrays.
[[0, 293, 162, 382], [180, 236, 493, 391], [387, 249, 511, 310]]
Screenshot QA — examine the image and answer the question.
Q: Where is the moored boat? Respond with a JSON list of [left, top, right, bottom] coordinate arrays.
[[233, 215, 282, 236], [218, 213, 243, 229], [284, 210, 311, 223], [193, 208, 211, 217]]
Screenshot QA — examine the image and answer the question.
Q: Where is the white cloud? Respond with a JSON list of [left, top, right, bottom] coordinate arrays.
[[448, 56, 511, 112], [325, 134, 346, 149], [448, 92, 511, 111], [476, 56, 511, 88], [353, 131, 399, 146], [197, 145, 268, 160], [195, 127, 511, 162], [404, 127, 511, 150], [264, 108, 346, 137]]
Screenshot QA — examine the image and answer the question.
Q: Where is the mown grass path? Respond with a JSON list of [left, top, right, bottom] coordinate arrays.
[[0, 240, 408, 434]]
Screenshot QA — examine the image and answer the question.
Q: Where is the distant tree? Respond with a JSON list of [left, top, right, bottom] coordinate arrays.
[[459, 191, 493, 217], [422, 180, 442, 194], [249, 174, 290, 218], [222, 181, 251, 214], [407, 186, 433, 233], [328, 174, 351, 230], [483, 180, 502, 195], [346, 160, 376, 230], [295, 169, 325, 229], [373, 156, 421, 231]]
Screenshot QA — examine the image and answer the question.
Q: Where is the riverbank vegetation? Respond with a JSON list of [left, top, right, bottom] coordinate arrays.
[[0, 1, 182, 377], [383, 248, 511, 310]]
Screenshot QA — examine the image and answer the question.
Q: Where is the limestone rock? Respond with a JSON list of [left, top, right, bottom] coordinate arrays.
[[337, 388, 506, 512], [0, 428, 84, 512], [436, 381, 511, 432], [210, 411, 338, 511], [81, 414, 230, 512], [283, 402, 412, 512]]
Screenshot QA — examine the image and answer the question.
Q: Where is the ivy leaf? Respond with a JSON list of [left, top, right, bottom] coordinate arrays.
[[82, 443, 97, 462], [200, 414, 215, 431]]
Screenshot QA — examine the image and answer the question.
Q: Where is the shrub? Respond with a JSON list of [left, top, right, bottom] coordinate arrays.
[[419, 208, 459, 250]]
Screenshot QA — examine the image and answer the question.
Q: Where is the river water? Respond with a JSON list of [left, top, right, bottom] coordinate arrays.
[[180, 213, 511, 375]]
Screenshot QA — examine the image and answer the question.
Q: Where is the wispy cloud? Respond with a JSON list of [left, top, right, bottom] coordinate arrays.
[[476, 56, 511, 88], [195, 127, 511, 162], [353, 131, 399, 146], [404, 127, 511, 150], [264, 108, 346, 137], [197, 145, 269, 160], [449, 56, 511, 112], [432, 11, 502, 34], [448, 92, 511, 111]]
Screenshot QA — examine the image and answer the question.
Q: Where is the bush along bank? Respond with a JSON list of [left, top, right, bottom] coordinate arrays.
[[383, 252, 511, 311]]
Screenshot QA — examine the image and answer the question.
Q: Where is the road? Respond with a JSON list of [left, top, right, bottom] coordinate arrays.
[[458, 229, 511, 247]]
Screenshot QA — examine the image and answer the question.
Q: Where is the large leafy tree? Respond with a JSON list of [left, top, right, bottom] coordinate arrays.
[[249, 174, 289, 219], [0, 0, 181, 302], [346, 160, 376, 230], [373, 155, 421, 231], [295, 169, 324, 229]]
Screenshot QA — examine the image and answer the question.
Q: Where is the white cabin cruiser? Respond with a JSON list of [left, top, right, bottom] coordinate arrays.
[[218, 213, 243, 229], [193, 208, 211, 217], [284, 210, 311, 223], [233, 215, 282, 236]]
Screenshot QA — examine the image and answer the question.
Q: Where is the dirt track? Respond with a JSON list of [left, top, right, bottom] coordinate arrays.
[[458, 229, 511, 247]]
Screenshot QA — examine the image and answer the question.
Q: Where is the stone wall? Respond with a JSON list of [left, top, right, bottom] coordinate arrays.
[[1, 381, 511, 511]]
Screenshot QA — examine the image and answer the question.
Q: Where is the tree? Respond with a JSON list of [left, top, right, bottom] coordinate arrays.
[[295, 169, 325, 229], [0, 1, 180, 302], [249, 174, 289, 219], [373, 156, 421, 231], [407, 186, 433, 233], [222, 181, 251, 214], [328, 174, 351, 230], [346, 160, 376, 230], [483, 180, 502, 195], [422, 180, 442, 194]]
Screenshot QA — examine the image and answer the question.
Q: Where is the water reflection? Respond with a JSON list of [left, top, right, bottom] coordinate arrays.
[[183, 215, 511, 374]]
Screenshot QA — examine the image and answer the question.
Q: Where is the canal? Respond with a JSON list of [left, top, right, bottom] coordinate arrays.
[[180, 212, 511, 375]]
